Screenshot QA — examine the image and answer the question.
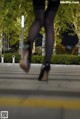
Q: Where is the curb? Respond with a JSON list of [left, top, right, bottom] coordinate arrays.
[[0, 63, 80, 67]]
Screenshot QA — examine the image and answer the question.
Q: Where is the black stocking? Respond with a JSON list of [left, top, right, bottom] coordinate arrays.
[[27, 9, 44, 43], [44, 10, 55, 64], [27, 0, 60, 65], [44, 0, 60, 64]]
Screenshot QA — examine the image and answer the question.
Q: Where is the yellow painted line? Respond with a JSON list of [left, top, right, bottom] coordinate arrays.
[[0, 98, 80, 109]]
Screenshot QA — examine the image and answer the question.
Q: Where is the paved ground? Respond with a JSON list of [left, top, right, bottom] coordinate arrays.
[[0, 63, 80, 119], [0, 63, 80, 94]]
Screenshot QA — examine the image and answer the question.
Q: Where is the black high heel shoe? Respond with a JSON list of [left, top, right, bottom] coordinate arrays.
[[19, 41, 32, 73], [38, 62, 51, 82]]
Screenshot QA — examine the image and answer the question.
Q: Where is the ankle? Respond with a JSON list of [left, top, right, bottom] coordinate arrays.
[[42, 61, 51, 71]]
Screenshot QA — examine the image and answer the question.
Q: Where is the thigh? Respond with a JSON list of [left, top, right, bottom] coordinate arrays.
[[47, 0, 60, 11], [33, 0, 45, 10]]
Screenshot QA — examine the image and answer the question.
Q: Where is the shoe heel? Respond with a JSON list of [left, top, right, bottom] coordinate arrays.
[[41, 70, 49, 82], [38, 63, 50, 81]]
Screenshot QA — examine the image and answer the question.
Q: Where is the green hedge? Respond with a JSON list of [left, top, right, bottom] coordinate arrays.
[[0, 53, 80, 64], [51, 55, 80, 64]]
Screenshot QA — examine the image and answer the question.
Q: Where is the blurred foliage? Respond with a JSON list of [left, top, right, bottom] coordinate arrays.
[[0, 0, 34, 47], [34, 47, 42, 55], [54, 1, 80, 43], [56, 43, 78, 55], [0, 0, 80, 49]]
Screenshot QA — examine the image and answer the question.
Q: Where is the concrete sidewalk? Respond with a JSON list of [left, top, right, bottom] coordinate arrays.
[[0, 63, 80, 97]]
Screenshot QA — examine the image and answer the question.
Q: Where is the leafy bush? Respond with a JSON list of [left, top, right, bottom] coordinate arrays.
[[56, 44, 66, 54], [56, 43, 78, 55], [32, 55, 44, 63], [51, 55, 80, 64], [0, 53, 80, 64], [33, 46, 42, 55]]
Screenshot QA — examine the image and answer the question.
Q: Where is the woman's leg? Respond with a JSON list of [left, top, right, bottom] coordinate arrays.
[[27, 0, 45, 43], [38, 0, 60, 81], [20, 0, 45, 72], [44, 0, 60, 64]]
